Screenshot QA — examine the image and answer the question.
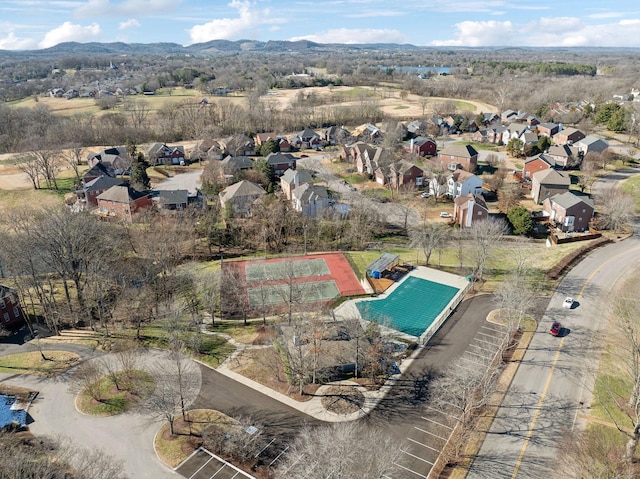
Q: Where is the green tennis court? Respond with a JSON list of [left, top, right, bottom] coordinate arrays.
[[245, 258, 330, 282], [247, 280, 339, 307], [356, 276, 460, 337]]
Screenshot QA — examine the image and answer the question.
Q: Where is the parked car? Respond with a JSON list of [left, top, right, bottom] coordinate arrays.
[[439, 212, 452, 218], [549, 321, 562, 336], [562, 297, 574, 309], [421, 192, 431, 198]]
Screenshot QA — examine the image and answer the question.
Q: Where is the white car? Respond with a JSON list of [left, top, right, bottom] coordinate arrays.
[[439, 212, 452, 218], [562, 297, 574, 309], [421, 192, 431, 198]]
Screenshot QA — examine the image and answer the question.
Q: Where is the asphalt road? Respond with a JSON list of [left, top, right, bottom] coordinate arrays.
[[467, 235, 640, 479]]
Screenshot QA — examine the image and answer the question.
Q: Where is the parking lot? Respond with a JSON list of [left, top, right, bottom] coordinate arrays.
[[388, 321, 509, 478], [176, 448, 255, 479]]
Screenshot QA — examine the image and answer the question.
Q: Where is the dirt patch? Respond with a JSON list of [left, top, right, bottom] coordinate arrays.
[[320, 385, 365, 414]]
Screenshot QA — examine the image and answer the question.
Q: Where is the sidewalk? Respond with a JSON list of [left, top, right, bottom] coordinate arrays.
[[199, 326, 424, 422]]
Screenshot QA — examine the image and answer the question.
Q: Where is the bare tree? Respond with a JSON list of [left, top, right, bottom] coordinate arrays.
[[595, 185, 635, 232], [276, 422, 400, 479], [61, 144, 85, 182], [16, 154, 42, 189], [469, 218, 508, 282], [71, 360, 105, 403], [410, 220, 448, 266]]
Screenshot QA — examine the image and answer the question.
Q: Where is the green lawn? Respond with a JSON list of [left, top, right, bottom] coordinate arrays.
[[621, 174, 640, 212], [76, 369, 154, 416]]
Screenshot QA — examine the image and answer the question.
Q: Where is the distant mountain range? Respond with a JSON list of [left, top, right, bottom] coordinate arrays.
[[1, 40, 636, 60], [0, 39, 429, 58]]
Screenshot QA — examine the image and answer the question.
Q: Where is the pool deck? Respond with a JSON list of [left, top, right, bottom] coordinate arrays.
[[334, 266, 470, 344]]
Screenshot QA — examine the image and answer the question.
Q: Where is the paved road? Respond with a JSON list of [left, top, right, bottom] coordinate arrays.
[[467, 235, 640, 478]]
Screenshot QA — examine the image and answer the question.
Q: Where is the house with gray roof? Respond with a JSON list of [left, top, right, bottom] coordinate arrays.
[[531, 169, 571, 204], [542, 191, 595, 232], [576, 135, 609, 156], [153, 189, 189, 211], [292, 184, 331, 218], [96, 185, 152, 222], [281, 168, 314, 200], [219, 180, 266, 217], [83, 175, 125, 207], [438, 144, 479, 172], [547, 144, 581, 169]]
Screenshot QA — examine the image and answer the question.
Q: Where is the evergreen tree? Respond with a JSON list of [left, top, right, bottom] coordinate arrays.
[[130, 152, 151, 190], [507, 205, 533, 235]]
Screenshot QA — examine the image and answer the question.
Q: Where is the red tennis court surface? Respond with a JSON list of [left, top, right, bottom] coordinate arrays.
[[228, 252, 365, 296]]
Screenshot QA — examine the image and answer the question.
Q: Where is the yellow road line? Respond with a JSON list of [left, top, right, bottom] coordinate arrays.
[[511, 337, 565, 478], [512, 242, 640, 477]]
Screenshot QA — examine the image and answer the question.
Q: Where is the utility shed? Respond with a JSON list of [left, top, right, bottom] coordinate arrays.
[[366, 253, 400, 279]]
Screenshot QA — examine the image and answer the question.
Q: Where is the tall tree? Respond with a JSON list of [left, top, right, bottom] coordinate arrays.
[[130, 152, 151, 190], [469, 217, 508, 282]]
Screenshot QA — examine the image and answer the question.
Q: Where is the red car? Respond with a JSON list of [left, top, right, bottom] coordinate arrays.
[[549, 321, 562, 337]]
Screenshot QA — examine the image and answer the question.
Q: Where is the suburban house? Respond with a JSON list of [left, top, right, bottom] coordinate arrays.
[[520, 131, 539, 149], [542, 191, 595, 232], [481, 112, 501, 125], [354, 144, 382, 174], [547, 144, 581, 169], [501, 109, 519, 122], [96, 185, 153, 222], [324, 126, 351, 145], [531, 169, 571, 204], [453, 194, 489, 228], [153, 189, 189, 211], [254, 132, 278, 148], [83, 162, 115, 184], [375, 161, 424, 188], [0, 284, 27, 333], [515, 112, 540, 126], [290, 128, 321, 150], [502, 123, 529, 143], [552, 127, 585, 145], [473, 125, 507, 144], [220, 156, 254, 181], [438, 144, 479, 172], [523, 154, 554, 179], [219, 180, 266, 217], [281, 168, 314, 200], [222, 135, 256, 157], [146, 143, 186, 165], [447, 169, 483, 199], [405, 136, 437, 157], [87, 146, 131, 174], [206, 141, 227, 160], [353, 123, 382, 143], [265, 152, 297, 176], [83, 175, 125, 207], [189, 139, 222, 161], [536, 122, 561, 138], [576, 135, 610, 156], [406, 119, 429, 138], [291, 184, 332, 218]]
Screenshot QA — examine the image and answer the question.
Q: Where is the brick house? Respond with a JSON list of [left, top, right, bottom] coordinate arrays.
[[531, 169, 571, 204], [542, 191, 595, 232], [265, 152, 297, 176], [83, 175, 125, 207], [375, 161, 424, 188], [536, 122, 561, 138], [219, 180, 266, 217], [438, 144, 479, 172], [0, 284, 27, 333], [552, 127, 585, 145], [405, 136, 437, 157], [96, 185, 153, 222], [280, 168, 314, 200], [291, 184, 332, 217], [523, 154, 554, 179], [547, 144, 581, 169], [454, 194, 489, 228]]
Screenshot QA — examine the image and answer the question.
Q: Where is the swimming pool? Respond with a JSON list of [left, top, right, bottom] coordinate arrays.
[[356, 276, 460, 337], [0, 394, 27, 428]]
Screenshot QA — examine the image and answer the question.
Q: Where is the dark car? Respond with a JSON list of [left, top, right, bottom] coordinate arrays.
[[549, 321, 562, 336]]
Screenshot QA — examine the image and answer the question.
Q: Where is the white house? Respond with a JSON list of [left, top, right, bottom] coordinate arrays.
[[447, 169, 483, 199]]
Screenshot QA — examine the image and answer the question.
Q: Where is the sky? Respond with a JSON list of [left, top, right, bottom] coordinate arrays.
[[1, 0, 640, 51]]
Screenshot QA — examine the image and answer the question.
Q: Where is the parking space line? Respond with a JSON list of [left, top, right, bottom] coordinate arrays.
[[407, 437, 441, 453], [269, 444, 289, 467], [477, 330, 498, 338], [475, 336, 502, 347], [424, 405, 458, 421], [392, 461, 428, 478], [464, 349, 492, 360], [469, 342, 493, 354], [400, 449, 434, 465], [421, 416, 453, 430], [415, 426, 447, 442], [189, 456, 214, 479]]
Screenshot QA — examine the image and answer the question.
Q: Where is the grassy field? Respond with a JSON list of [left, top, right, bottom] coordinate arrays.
[[621, 174, 640, 212], [0, 350, 81, 375], [76, 369, 154, 416]]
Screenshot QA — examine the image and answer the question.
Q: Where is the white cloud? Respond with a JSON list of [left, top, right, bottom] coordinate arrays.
[[75, 0, 177, 17], [0, 32, 37, 50], [291, 28, 408, 44], [431, 20, 514, 46], [119, 18, 140, 29], [432, 17, 640, 47], [188, 0, 283, 44], [38, 21, 101, 48]]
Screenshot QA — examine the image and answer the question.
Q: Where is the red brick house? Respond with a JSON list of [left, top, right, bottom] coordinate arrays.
[[536, 123, 561, 138], [0, 284, 27, 333], [147, 143, 186, 166], [405, 136, 437, 157], [280, 168, 314, 200], [542, 191, 595, 232], [265, 152, 297, 176], [83, 175, 125, 207], [523, 154, 554, 179], [438, 144, 479, 172], [454, 194, 489, 228], [96, 185, 153, 222], [552, 127, 585, 145]]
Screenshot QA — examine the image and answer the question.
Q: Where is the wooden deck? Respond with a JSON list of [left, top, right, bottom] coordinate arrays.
[[368, 277, 395, 294]]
